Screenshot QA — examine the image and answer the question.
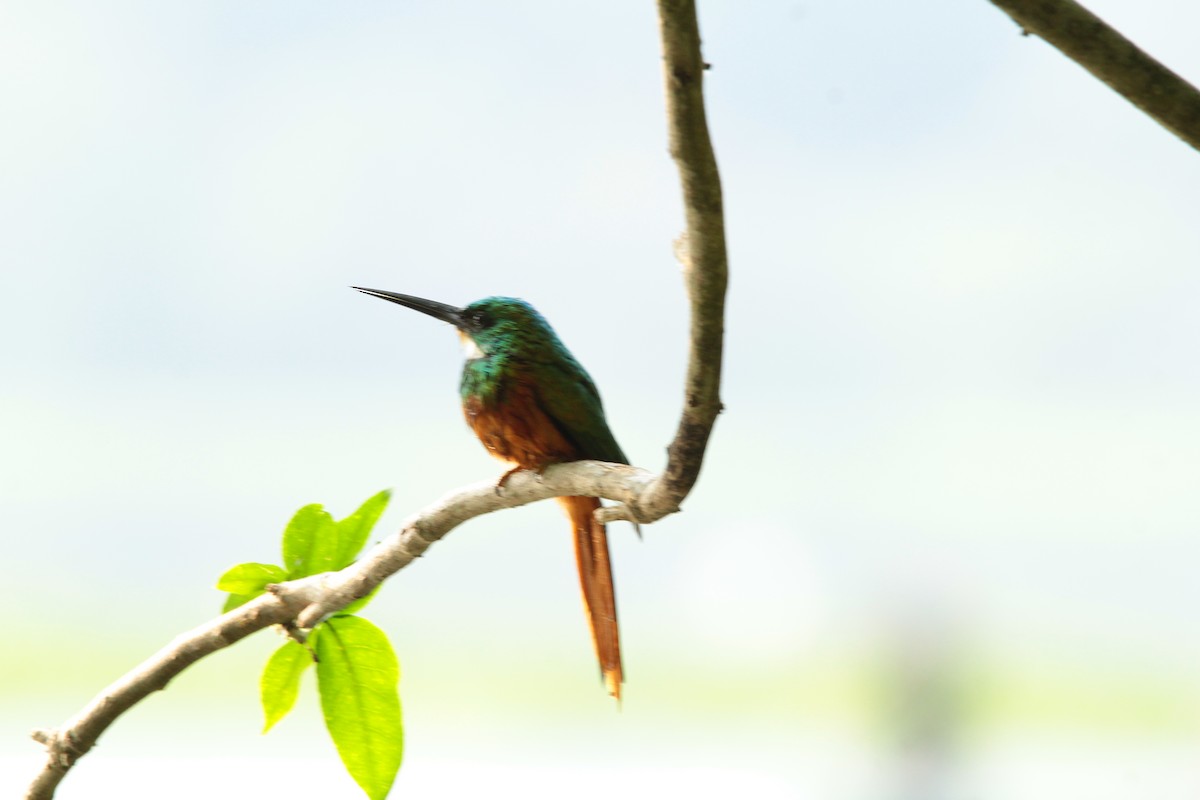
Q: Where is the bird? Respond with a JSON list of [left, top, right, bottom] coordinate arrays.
[[355, 287, 630, 700]]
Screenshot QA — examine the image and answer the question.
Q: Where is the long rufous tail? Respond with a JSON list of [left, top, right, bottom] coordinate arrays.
[[559, 495, 623, 701]]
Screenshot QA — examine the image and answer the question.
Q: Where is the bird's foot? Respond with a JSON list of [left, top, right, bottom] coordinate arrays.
[[494, 465, 526, 495], [494, 464, 551, 495]]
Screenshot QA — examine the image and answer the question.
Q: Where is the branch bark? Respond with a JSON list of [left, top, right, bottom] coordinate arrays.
[[634, 0, 728, 519], [988, 0, 1200, 152], [25, 3, 728, 797]]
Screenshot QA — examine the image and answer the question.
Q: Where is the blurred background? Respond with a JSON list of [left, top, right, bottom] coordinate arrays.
[[3, 1, 1200, 797]]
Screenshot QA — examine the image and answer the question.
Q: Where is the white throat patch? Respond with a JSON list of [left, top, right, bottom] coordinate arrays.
[[459, 332, 485, 361]]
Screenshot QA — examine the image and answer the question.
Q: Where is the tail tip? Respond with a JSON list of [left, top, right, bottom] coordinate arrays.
[[605, 672, 623, 704]]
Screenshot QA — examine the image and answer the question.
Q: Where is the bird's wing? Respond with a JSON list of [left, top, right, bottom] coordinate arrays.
[[528, 358, 630, 465]]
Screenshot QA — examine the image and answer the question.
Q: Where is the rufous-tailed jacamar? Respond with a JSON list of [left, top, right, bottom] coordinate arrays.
[[355, 288, 629, 699]]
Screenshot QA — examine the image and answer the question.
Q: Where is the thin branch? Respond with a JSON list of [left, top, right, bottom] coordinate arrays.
[[989, 0, 1200, 152], [24, 462, 654, 800], [293, 463, 656, 628], [26, 587, 310, 800], [635, 0, 729, 518]]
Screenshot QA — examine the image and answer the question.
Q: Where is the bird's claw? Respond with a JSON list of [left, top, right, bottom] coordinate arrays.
[[495, 466, 525, 495]]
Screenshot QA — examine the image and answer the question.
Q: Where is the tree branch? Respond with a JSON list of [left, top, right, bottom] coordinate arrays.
[[25, 3, 729, 796], [634, 0, 729, 519], [25, 462, 655, 799], [988, 0, 1200, 152]]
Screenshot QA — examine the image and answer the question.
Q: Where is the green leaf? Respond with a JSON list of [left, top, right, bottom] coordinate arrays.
[[216, 562, 288, 594], [334, 490, 391, 569], [261, 638, 316, 734], [316, 616, 403, 800], [282, 504, 338, 579], [222, 592, 257, 613]]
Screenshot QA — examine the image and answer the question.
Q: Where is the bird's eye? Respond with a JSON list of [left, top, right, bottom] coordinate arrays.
[[471, 311, 489, 328]]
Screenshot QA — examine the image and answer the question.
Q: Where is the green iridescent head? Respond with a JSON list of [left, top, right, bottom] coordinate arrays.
[[457, 296, 558, 354]]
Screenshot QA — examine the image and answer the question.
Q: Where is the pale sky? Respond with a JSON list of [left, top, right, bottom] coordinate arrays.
[[4, 2, 1200, 798]]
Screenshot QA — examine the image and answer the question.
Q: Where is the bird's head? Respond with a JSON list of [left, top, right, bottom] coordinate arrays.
[[354, 288, 555, 359]]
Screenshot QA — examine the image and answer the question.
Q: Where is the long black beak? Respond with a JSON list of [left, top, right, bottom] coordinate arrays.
[[353, 287, 467, 330]]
